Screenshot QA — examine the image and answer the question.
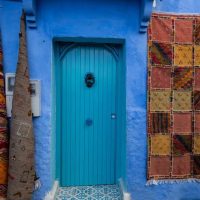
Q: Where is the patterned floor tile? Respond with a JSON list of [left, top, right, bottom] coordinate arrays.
[[55, 185, 122, 200]]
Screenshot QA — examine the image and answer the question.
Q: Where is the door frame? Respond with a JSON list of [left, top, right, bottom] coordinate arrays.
[[52, 38, 126, 186]]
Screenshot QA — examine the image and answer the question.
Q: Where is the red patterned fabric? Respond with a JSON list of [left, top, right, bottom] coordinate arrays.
[[151, 17, 173, 42], [151, 67, 171, 88], [173, 113, 192, 133], [175, 19, 193, 43]]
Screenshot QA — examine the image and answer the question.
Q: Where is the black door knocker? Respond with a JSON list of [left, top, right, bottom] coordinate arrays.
[[85, 73, 95, 88]]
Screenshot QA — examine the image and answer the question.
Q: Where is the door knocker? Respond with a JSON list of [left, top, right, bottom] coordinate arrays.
[[85, 73, 95, 88]]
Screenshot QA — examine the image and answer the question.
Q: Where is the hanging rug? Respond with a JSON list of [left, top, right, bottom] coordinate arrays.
[[0, 30, 8, 199], [147, 12, 200, 184]]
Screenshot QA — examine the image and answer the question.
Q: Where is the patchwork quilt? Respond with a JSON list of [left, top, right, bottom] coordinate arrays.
[[148, 13, 200, 181], [0, 31, 8, 199]]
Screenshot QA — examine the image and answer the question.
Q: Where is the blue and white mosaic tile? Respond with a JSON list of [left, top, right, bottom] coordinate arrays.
[[55, 184, 122, 200]]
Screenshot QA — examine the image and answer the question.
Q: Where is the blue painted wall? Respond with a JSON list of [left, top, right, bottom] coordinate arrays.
[[1, 0, 200, 199]]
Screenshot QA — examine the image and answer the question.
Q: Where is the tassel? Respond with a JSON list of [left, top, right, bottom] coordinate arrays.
[[146, 178, 200, 186]]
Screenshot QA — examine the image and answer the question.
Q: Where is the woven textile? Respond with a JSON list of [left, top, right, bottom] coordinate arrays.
[[148, 13, 200, 181], [0, 30, 8, 199]]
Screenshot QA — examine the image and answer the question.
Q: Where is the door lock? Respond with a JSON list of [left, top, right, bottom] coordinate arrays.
[[86, 119, 93, 126]]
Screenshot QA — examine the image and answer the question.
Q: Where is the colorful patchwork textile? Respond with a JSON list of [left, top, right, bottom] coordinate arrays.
[[148, 13, 200, 181], [0, 30, 8, 199]]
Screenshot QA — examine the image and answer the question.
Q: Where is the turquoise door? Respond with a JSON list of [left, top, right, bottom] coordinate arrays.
[[60, 44, 117, 186]]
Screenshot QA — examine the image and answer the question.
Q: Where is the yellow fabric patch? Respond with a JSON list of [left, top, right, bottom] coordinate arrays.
[[174, 45, 193, 66], [151, 135, 171, 155], [0, 162, 8, 184], [194, 135, 200, 154], [173, 91, 192, 111], [150, 91, 171, 111], [194, 45, 200, 66]]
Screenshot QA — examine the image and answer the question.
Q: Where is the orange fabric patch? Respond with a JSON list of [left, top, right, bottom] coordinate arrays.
[[194, 135, 200, 154], [174, 45, 193, 66], [194, 45, 200, 66], [0, 94, 5, 105], [0, 162, 7, 184]]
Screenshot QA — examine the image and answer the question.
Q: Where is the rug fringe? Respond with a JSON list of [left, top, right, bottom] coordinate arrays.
[[146, 179, 200, 186]]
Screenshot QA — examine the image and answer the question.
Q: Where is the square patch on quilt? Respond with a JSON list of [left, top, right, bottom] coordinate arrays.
[[174, 45, 193, 66], [175, 19, 193, 43], [0, 116, 7, 128], [173, 135, 192, 155], [151, 67, 171, 89], [195, 113, 200, 133], [173, 113, 192, 133], [195, 19, 200, 45], [0, 135, 8, 150], [150, 42, 172, 66], [150, 113, 170, 133], [172, 155, 191, 176], [0, 93, 5, 105], [193, 155, 200, 175], [194, 135, 200, 154], [194, 91, 200, 110], [151, 17, 173, 42], [195, 68, 200, 89], [0, 148, 7, 160], [173, 68, 193, 90], [194, 46, 200, 66], [151, 135, 171, 155], [149, 156, 171, 176], [173, 91, 192, 111], [0, 162, 8, 184], [150, 91, 171, 111]]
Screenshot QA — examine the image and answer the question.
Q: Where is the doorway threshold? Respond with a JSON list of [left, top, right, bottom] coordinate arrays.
[[55, 184, 122, 200]]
